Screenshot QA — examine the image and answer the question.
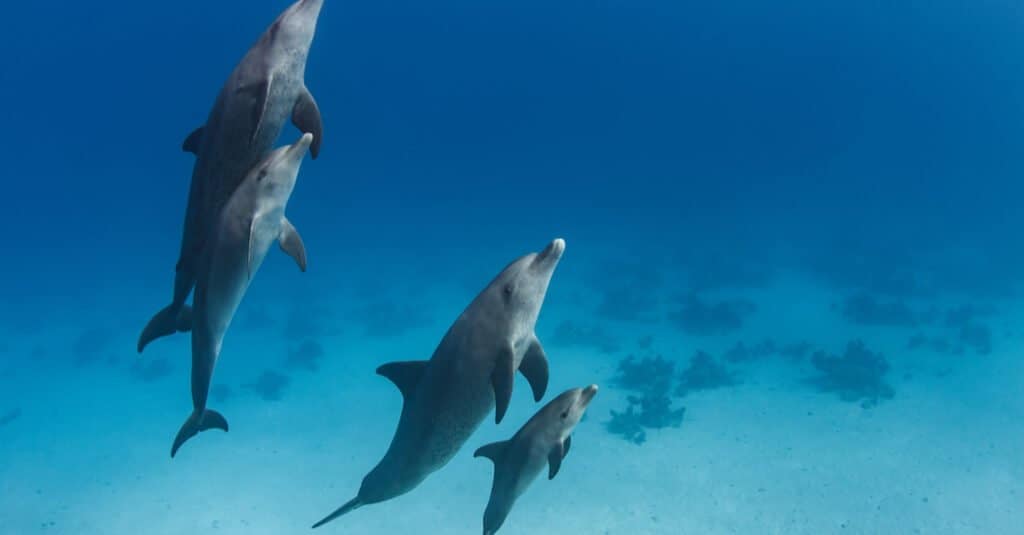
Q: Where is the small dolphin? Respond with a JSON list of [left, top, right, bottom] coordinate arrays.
[[474, 385, 598, 535], [139, 0, 324, 353], [170, 133, 312, 458], [312, 239, 566, 528]]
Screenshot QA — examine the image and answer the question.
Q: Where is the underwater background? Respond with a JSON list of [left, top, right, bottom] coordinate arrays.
[[1, 0, 1021, 533]]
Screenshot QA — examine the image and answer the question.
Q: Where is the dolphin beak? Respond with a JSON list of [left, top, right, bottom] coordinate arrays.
[[579, 384, 599, 406], [288, 133, 314, 160], [535, 238, 566, 268]]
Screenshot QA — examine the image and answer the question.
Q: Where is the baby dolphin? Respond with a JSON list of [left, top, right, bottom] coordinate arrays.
[[474, 385, 599, 535], [171, 133, 312, 458], [312, 239, 566, 528], [139, 0, 324, 353]]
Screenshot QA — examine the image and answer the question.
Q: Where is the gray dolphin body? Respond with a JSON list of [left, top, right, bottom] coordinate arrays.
[[170, 133, 313, 458], [138, 0, 324, 353], [474, 385, 599, 535], [312, 239, 566, 528]]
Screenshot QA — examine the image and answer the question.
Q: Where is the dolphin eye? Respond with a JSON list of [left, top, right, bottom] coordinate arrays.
[[503, 284, 514, 297], [560, 411, 568, 419], [257, 169, 268, 181]]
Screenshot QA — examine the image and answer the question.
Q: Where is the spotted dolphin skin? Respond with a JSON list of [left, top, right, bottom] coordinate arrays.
[[312, 239, 566, 528], [138, 0, 324, 353], [170, 133, 312, 458], [473, 384, 598, 534]]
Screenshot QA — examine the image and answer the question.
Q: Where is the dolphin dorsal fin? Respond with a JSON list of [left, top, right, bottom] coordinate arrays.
[[182, 126, 205, 154], [473, 440, 510, 464], [376, 361, 428, 399], [519, 334, 549, 402]]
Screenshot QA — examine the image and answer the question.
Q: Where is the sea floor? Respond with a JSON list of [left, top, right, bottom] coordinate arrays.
[[0, 248, 1020, 534]]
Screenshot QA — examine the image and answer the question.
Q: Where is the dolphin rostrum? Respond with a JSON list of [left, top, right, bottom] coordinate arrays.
[[139, 0, 324, 353], [312, 239, 566, 528], [170, 133, 312, 458], [474, 385, 599, 535]]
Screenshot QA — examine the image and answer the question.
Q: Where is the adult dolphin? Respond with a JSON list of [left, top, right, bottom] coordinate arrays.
[[312, 239, 566, 528], [171, 133, 313, 458], [138, 0, 324, 353]]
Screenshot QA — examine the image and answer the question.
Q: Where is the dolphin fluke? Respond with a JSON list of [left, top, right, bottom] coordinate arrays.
[[137, 304, 193, 353], [170, 409, 228, 458], [312, 497, 363, 529]]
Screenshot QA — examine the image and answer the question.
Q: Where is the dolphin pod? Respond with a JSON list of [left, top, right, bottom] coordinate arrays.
[[139, 0, 602, 529], [313, 238, 565, 528], [172, 133, 313, 457], [138, 0, 324, 354]]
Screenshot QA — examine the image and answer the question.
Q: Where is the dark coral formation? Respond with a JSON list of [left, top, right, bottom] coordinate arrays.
[[287, 339, 326, 371], [550, 320, 621, 354], [606, 354, 685, 444], [944, 304, 995, 355], [607, 393, 685, 445], [841, 293, 917, 327], [351, 301, 430, 338], [612, 355, 674, 393], [243, 370, 291, 401], [676, 351, 738, 396], [669, 294, 756, 336], [807, 340, 894, 406], [72, 327, 114, 366], [130, 358, 174, 382]]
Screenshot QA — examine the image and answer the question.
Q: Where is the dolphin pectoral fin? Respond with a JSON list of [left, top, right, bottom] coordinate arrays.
[[278, 218, 307, 272], [239, 77, 272, 146], [548, 441, 566, 479], [292, 86, 323, 159], [377, 360, 428, 400], [182, 126, 205, 154], [473, 440, 510, 464], [563, 435, 571, 457], [519, 336, 549, 401], [492, 346, 515, 424], [170, 409, 228, 458], [312, 497, 363, 529]]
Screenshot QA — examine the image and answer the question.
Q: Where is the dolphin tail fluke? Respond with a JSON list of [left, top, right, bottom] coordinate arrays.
[[312, 497, 363, 529], [170, 409, 229, 458], [138, 304, 193, 353]]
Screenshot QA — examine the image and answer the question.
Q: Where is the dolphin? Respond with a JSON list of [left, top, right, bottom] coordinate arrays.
[[170, 133, 312, 458], [312, 239, 566, 528], [474, 385, 599, 535], [138, 0, 325, 353]]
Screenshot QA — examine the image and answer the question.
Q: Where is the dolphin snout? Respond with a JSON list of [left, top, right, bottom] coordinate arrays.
[[288, 133, 314, 159], [537, 238, 566, 264], [580, 384, 599, 405]]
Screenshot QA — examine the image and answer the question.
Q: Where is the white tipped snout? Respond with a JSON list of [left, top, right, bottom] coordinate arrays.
[[580, 384, 599, 404], [537, 238, 566, 264], [288, 133, 314, 158]]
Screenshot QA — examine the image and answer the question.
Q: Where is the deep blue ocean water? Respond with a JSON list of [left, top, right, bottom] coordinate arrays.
[[0, 1, 1021, 533]]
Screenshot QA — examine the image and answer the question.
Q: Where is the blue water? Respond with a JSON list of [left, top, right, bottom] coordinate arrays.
[[1, 1, 1021, 533]]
